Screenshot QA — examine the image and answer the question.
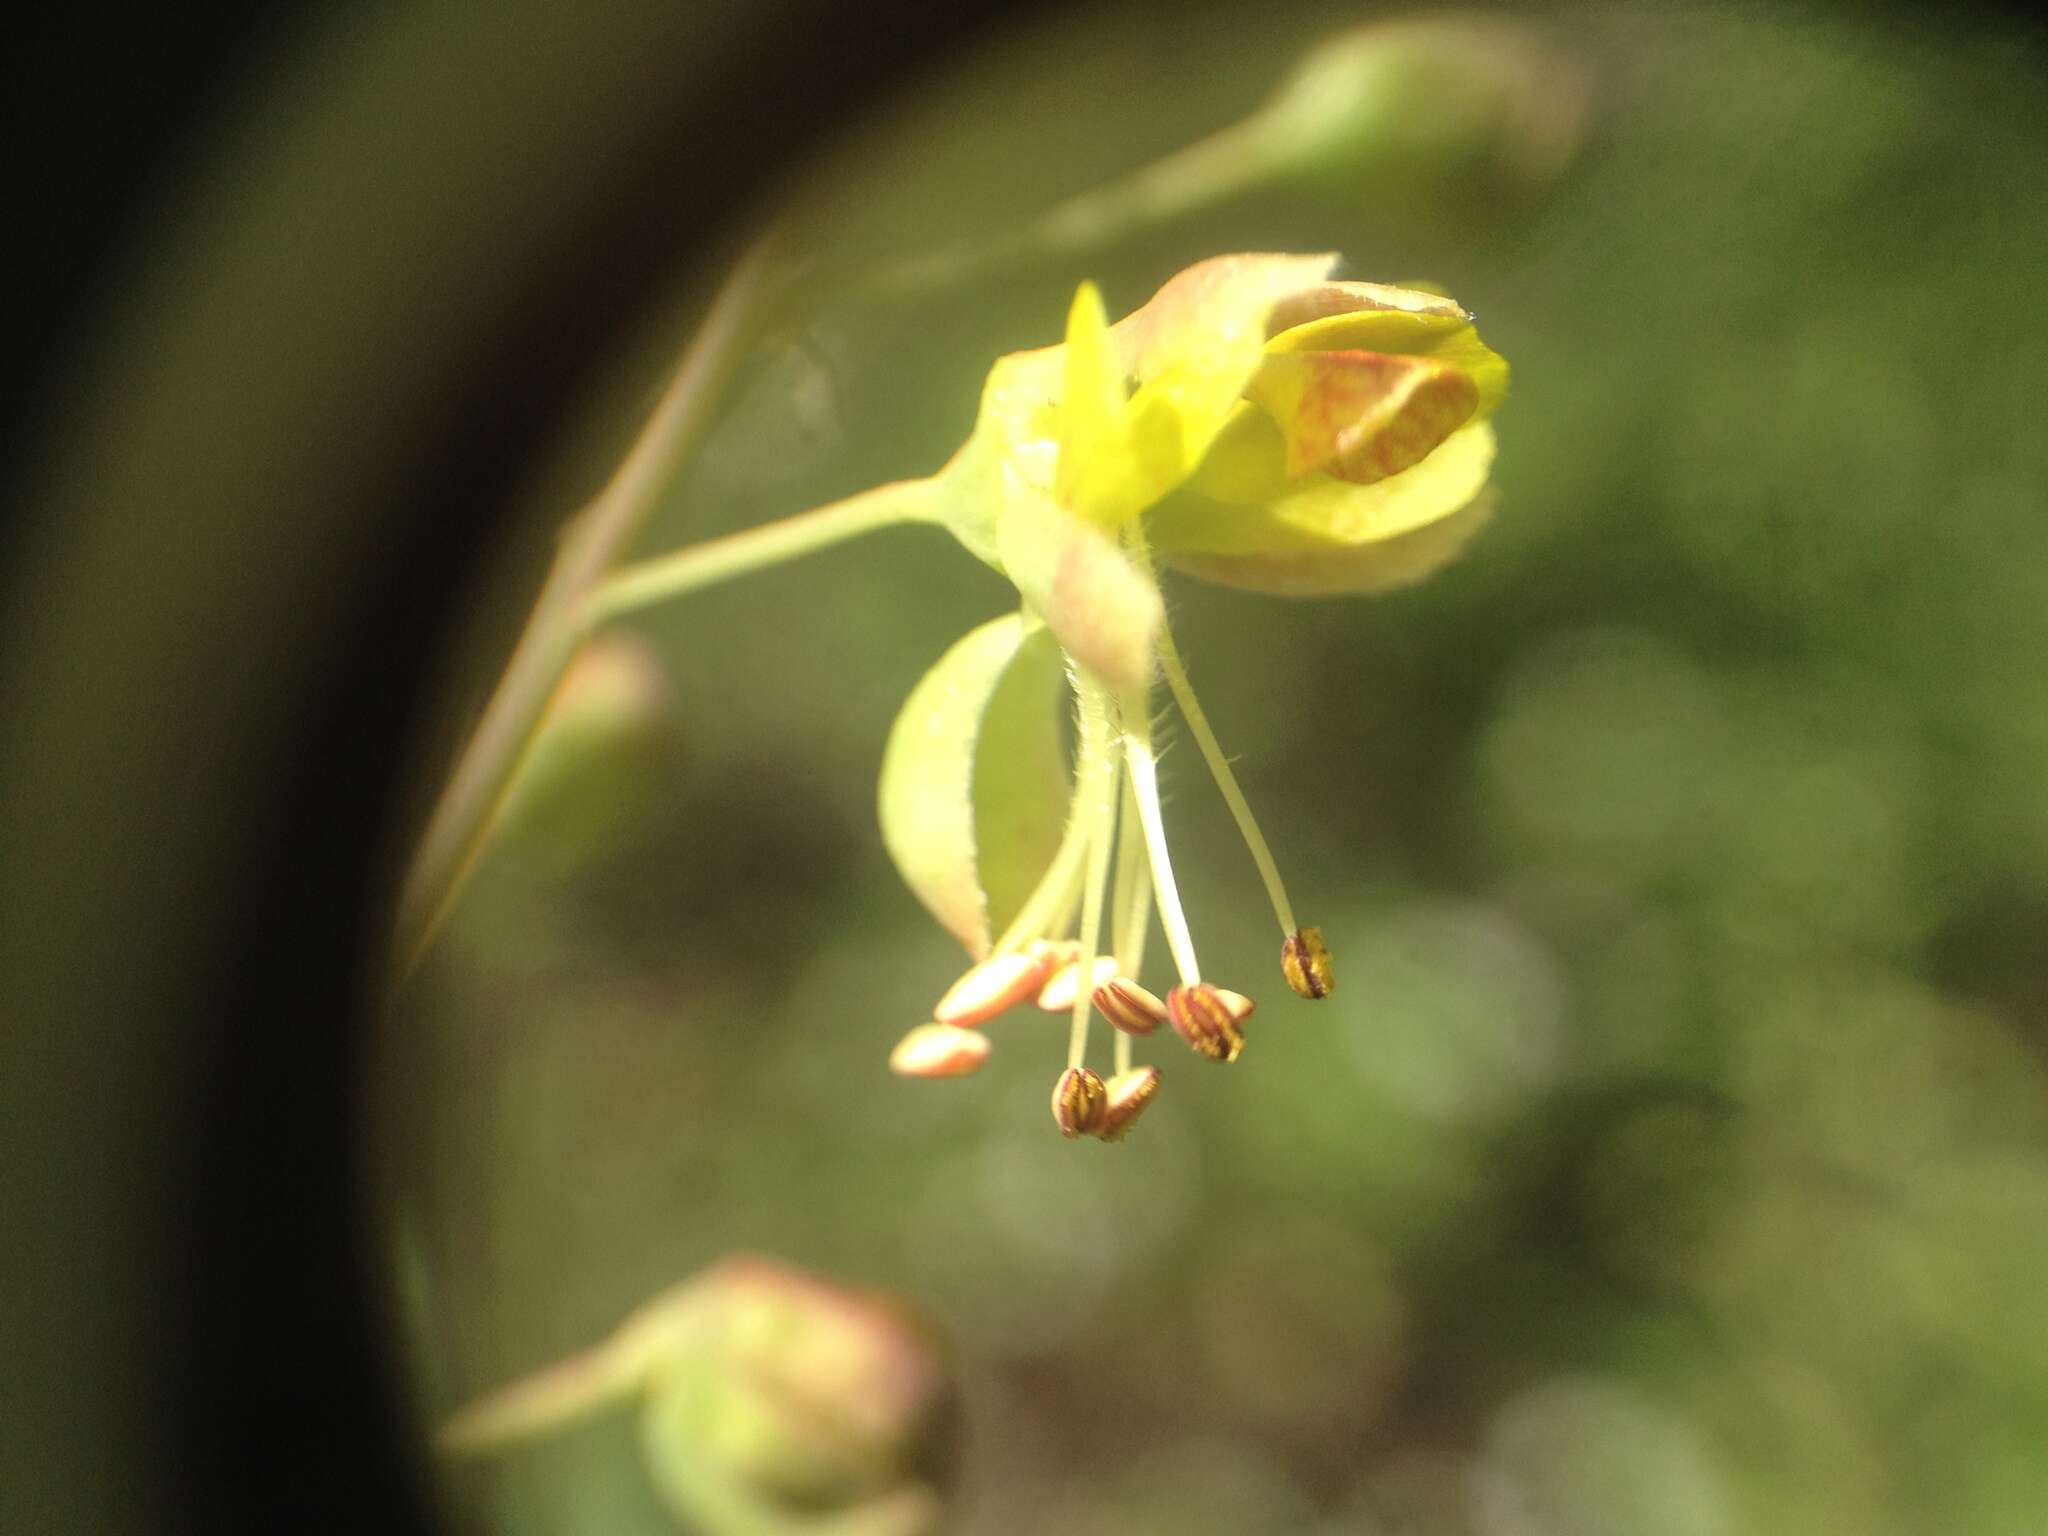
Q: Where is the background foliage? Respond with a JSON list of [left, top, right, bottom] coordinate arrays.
[[390, 3, 2048, 1531]]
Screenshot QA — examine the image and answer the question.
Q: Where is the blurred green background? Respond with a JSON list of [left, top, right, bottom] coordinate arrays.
[[389, 3, 2048, 1532]]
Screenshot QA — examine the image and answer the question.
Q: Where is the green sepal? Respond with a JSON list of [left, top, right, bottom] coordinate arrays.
[[878, 613, 1070, 957]]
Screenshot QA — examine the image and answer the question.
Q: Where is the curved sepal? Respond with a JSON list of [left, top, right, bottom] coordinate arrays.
[[878, 613, 1071, 958]]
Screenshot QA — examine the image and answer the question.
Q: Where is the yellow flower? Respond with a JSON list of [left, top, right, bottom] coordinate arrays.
[[879, 253, 1507, 1137], [935, 252, 1506, 688]]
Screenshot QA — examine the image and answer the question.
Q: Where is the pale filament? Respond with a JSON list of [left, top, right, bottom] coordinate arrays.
[[1119, 682, 1202, 987], [1068, 677, 1123, 1070], [1108, 773, 1152, 1078], [1125, 528, 1301, 937]]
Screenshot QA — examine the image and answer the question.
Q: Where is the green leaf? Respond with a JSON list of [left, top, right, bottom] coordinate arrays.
[[878, 613, 1070, 957]]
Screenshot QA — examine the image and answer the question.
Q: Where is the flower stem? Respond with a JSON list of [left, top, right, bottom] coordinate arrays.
[[393, 249, 777, 982], [585, 477, 937, 626]]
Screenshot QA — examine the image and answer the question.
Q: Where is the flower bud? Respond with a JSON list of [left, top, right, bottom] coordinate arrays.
[[1050, 1066, 1109, 1137], [642, 1258, 955, 1532], [1093, 976, 1169, 1036], [1281, 926, 1335, 999], [933, 950, 1052, 1027], [889, 1023, 992, 1078], [1036, 955, 1119, 1012], [1168, 983, 1249, 1063], [1093, 1067, 1163, 1142]]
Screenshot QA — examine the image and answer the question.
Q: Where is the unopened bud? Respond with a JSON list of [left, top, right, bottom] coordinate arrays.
[[1281, 926, 1334, 999], [1037, 955, 1119, 1012], [1093, 1067, 1163, 1142], [934, 950, 1052, 1027], [1093, 976, 1169, 1036], [889, 1023, 992, 1078], [1168, 983, 1249, 1063], [1051, 1067, 1109, 1137]]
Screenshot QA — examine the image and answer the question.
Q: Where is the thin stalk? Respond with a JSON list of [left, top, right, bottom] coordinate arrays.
[[993, 742, 1094, 955], [1127, 531, 1299, 936], [1119, 684, 1201, 987], [395, 248, 775, 979], [1068, 679, 1120, 1071], [1108, 773, 1151, 1079], [586, 477, 935, 625]]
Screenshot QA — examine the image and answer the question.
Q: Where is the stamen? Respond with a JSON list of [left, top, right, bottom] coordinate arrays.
[[890, 1023, 993, 1078], [1051, 1066, 1109, 1137], [934, 950, 1053, 1027], [991, 752, 1094, 957], [1038, 956, 1118, 1013], [1153, 626, 1300, 937], [1168, 983, 1248, 1063], [1093, 1067, 1163, 1142], [1107, 775, 1153, 1077], [1067, 677, 1123, 1071], [1120, 685, 1203, 987], [1281, 925, 1335, 999], [1094, 976, 1168, 1036], [1125, 525, 1303, 939]]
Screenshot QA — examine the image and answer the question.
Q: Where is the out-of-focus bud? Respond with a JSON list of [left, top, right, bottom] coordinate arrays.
[[889, 1023, 992, 1078], [1037, 955, 1119, 1012], [642, 1259, 954, 1535], [493, 636, 677, 869], [1282, 926, 1335, 1000], [879, 20, 1588, 293], [441, 1257, 955, 1536], [1051, 1066, 1109, 1137], [933, 950, 1052, 1026], [1251, 18, 1594, 215], [1168, 983, 1250, 1063], [1094, 1067, 1163, 1142], [1093, 976, 1169, 1036]]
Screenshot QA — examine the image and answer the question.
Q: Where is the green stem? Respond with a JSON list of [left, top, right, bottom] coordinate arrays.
[[394, 249, 777, 981], [586, 477, 936, 626]]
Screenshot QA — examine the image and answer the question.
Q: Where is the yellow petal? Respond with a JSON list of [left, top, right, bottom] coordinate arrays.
[[1106, 252, 1341, 494], [1056, 280, 1146, 527], [1267, 293, 1508, 419], [1248, 349, 1478, 485], [1151, 420, 1496, 558], [1164, 489, 1496, 597]]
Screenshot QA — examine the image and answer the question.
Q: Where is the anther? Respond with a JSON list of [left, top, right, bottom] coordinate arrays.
[[1281, 926, 1334, 999], [1092, 1067, 1162, 1142], [889, 1023, 993, 1078], [1093, 976, 1169, 1036], [1038, 955, 1118, 1012], [934, 949, 1053, 1027], [1051, 1066, 1109, 1137], [1167, 983, 1249, 1063]]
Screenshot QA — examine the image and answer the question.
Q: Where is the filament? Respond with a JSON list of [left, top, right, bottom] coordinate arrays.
[[1126, 529, 1300, 936], [1120, 683, 1202, 986], [1069, 678, 1122, 1070]]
